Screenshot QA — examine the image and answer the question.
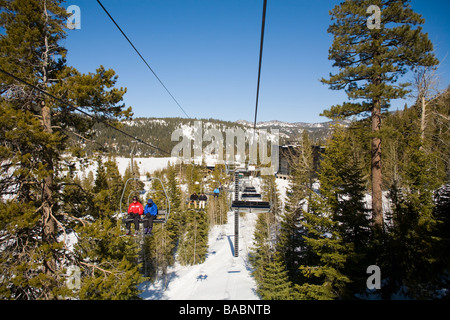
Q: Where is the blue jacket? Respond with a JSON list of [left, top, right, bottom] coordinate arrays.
[[144, 203, 158, 216]]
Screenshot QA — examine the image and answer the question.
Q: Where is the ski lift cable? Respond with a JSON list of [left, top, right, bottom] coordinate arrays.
[[253, 0, 268, 132], [96, 0, 190, 119], [0, 68, 171, 156]]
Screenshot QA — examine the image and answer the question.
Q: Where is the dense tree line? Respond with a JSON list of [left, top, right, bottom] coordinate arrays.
[[82, 117, 253, 157], [252, 88, 449, 299], [79, 117, 340, 157], [250, 0, 449, 299], [1, 0, 448, 301], [0, 0, 134, 299], [0, 0, 228, 299]]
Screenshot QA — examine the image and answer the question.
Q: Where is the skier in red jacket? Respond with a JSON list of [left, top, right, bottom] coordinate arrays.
[[126, 196, 143, 235]]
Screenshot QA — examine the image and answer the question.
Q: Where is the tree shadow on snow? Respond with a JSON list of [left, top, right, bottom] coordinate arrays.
[[139, 271, 179, 300]]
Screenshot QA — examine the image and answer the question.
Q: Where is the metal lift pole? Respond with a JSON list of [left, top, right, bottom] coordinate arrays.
[[234, 171, 240, 257]]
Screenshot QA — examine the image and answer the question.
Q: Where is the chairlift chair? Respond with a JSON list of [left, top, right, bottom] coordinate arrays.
[[231, 169, 271, 212], [147, 177, 170, 224], [120, 177, 170, 225]]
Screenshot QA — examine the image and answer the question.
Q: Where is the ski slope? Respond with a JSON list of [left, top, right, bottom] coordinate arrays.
[[72, 156, 289, 300], [140, 209, 260, 300]]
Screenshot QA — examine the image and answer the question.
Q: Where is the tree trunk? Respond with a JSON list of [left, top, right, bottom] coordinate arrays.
[[40, 0, 57, 295], [41, 102, 55, 242], [420, 96, 426, 143], [371, 98, 383, 232]]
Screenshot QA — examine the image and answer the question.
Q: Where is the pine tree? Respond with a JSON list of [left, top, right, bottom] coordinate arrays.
[[165, 163, 183, 239], [251, 210, 275, 286], [92, 156, 110, 218], [296, 193, 351, 300], [277, 131, 314, 284], [257, 258, 294, 300], [0, 0, 130, 299], [321, 0, 438, 234], [104, 157, 124, 214], [74, 218, 143, 300], [167, 163, 181, 213], [177, 210, 209, 265], [385, 128, 441, 298], [261, 173, 281, 215], [431, 184, 450, 298], [122, 160, 145, 208], [316, 126, 371, 297], [294, 125, 373, 299]]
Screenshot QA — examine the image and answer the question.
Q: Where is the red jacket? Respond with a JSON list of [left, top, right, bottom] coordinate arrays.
[[128, 202, 143, 215]]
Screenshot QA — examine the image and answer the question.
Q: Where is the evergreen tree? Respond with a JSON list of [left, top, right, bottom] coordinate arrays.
[[165, 163, 184, 239], [94, 156, 108, 194], [92, 156, 110, 218], [141, 171, 177, 279], [208, 164, 229, 226], [277, 131, 314, 284], [251, 210, 275, 287], [167, 163, 182, 213], [0, 0, 130, 299], [122, 160, 144, 209], [296, 192, 351, 300], [431, 184, 450, 299], [257, 258, 294, 300], [384, 130, 442, 298], [177, 210, 209, 266], [261, 173, 281, 215], [315, 126, 371, 297], [59, 159, 94, 224], [374, 96, 449, 298], [321, 0, 438, 234], [74, 218, 143, 300], [293, 126, 372, 299], [104, 157, 125, 214]]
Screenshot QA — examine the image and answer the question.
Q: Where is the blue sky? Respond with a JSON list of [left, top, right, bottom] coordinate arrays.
[[63, 0, 450, 123]]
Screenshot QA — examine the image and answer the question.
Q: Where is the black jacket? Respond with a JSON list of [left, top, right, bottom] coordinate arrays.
[[190, 193, 199, 201]]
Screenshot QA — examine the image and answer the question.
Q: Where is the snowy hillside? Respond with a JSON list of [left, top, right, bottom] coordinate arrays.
[[139, 175, 291, 300], [236, 119, 346, 143], [140, 210, 260, 300], [75, 156, 179, 180]]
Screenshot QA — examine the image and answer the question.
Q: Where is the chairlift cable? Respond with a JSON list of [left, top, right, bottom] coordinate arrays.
[[253, 0, 268, 132], [0, 68, 171, 156], [96, 0, 190, 119]]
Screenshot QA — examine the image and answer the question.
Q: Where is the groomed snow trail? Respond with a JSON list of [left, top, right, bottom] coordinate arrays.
[[140, 210, 260, 300]]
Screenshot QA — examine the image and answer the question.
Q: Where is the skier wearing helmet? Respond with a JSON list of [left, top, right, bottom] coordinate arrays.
[[126, 196, 143, 235]]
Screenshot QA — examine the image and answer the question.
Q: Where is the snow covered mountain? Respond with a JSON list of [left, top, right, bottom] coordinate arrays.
[[236, 119, 347, 142], [87, 117, 342, 157]]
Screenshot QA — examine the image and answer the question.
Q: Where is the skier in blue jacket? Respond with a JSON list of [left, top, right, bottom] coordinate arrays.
[[143, 199, 158, 235], [213, 187, 220, 199]]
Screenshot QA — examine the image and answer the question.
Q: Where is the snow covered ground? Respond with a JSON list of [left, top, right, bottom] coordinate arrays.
[[140, 209, 260, 300], [75, 156, 179, 179], [116, 157, 179, 176]]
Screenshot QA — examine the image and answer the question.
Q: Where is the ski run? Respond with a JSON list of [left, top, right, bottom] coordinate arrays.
[[140, 209, 260, 300], [70, 156, 289, 300]]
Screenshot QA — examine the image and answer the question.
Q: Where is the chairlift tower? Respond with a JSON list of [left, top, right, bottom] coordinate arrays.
[[231, 169, 271, 257], [234, 171, 240, 257]]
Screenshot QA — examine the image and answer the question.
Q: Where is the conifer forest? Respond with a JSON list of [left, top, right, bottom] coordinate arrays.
[[0, 0, 449, 302]]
